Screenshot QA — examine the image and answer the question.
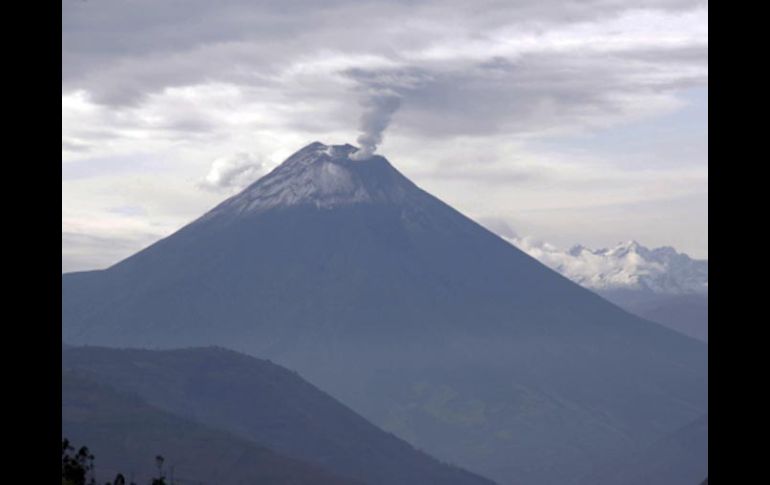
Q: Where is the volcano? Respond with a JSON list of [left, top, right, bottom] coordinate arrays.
[[62, 142, 708, 485]]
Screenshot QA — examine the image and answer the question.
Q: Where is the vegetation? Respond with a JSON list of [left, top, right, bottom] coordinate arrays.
[[62, 439, 95, 485], [62, 438, 166, 485], [63, 369, 362, 485]]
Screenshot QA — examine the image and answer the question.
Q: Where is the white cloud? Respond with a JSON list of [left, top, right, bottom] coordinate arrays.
[[198, 153, 266, 192]]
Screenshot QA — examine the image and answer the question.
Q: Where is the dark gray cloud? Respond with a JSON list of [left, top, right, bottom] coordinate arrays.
[[336, 43, 706, 140], [63, 0, 707, 108], [62, 1, 708, 149], [408, 50, 703, 136]]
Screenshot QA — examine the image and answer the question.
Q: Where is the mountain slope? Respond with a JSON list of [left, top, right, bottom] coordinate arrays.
[[598, 290, 708, 341], [580, 414, 708, 485], [62, 142, 707, 485], [63, 346, 495, 485], [62, 370, 362, 485]]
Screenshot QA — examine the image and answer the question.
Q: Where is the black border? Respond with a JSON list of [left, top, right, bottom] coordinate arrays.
[[9, 0, 62, 482]]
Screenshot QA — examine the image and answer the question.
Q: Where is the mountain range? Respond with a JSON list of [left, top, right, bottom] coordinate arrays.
[[507, 237, 707, 295], [63, 346, 492, 485], [581, 413, 708, 485], [63, 369, 362, 485], [62, 142, 708, 485], [500, 236, 708, 341]]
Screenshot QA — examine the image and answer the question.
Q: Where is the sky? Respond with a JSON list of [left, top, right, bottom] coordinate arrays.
[[62, 0, 708, 272]]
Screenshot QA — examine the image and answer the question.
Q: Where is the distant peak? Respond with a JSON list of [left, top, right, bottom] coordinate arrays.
[[618, 240, 641, 250], [511, 236, 708, 295], [567, 244, 585, 256]]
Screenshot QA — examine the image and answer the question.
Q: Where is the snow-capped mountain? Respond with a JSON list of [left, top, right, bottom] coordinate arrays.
[[501, 236, 709, 341], [507, 237, 708, 295], [204, 142, 417, 217]]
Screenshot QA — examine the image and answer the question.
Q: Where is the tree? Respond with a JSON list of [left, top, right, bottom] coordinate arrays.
[[63, 438, 165, 485], [62, 439, 96, 485], [151, 455, 167, 485]]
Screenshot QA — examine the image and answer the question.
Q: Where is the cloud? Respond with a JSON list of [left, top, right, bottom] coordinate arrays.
[[63, 2, 707, 148], [62, 139, 91, 153], [350, 94, 402, 160], [198, 153, 266, 192], [62, 0, 708, 266], [62, 209, 169, 273], [108, 205, 148, 217], [62, 231, 161, 273], [360, 45, 703, 138]]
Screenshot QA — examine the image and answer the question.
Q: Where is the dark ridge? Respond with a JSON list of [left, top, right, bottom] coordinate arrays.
[[63, 345, 497, 485]]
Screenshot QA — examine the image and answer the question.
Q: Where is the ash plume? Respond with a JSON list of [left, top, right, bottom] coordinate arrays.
[[350, 93, 401, 161]]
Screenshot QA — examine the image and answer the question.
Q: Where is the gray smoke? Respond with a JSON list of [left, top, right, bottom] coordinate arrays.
[[350, 93, 401, 160]]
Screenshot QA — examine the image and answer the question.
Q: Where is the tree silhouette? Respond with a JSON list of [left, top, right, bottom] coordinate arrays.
[[63, 438, 161, 485], [62, 439, 96, 485], [151, 455, 167, 485]]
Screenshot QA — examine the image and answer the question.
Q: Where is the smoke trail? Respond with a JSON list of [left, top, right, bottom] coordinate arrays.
[[349, 93, 401, 161]]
